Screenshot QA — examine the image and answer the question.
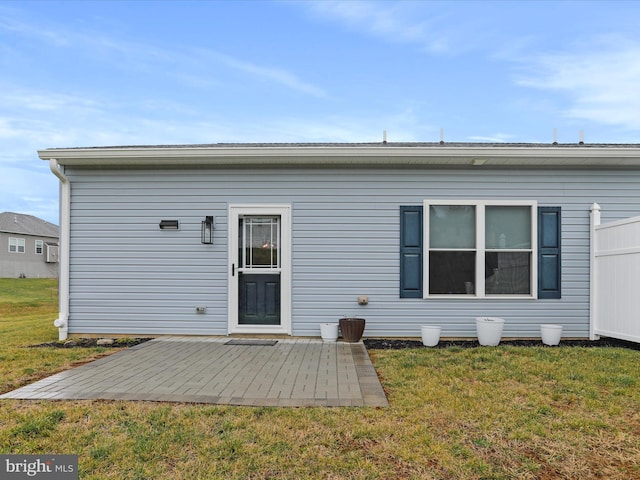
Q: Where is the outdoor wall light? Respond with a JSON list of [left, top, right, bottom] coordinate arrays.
[[201, 216, 214, 244], [159, 220, 179, 230]]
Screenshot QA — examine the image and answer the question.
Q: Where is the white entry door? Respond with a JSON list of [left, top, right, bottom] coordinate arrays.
[[228, 205, 291, 334]]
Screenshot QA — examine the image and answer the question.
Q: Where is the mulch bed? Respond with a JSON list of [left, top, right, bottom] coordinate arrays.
[[30, 337, 640, 351], [364, 337, 640, 351], [30, 338, 153, 348]]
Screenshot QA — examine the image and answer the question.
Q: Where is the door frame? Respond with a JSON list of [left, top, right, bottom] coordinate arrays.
[[228, 204, 292, 335]]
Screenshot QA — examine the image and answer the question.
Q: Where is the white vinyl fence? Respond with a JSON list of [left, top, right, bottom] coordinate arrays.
[[590, 203, 640, 342]]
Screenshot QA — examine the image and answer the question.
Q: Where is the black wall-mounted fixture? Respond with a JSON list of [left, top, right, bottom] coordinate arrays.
[[159, 220, 179, 230], [201, 216, 214, 244]]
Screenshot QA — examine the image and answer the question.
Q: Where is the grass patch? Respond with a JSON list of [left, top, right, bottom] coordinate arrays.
[[1, 279, 640, 478], [0, 278, 119, 393]]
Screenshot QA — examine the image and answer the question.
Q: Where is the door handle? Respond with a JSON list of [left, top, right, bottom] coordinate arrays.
[[232, 264, 235, 276]]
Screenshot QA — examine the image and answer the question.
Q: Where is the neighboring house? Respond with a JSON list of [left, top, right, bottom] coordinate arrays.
[[0, 212, 59, 278], [38, 143, 640, 340]]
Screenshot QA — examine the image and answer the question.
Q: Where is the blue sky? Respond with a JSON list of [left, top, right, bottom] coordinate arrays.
[[1, 0, 639, 224]]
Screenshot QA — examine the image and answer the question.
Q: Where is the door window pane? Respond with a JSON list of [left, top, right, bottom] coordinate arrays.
[[485, 252, 531, 294], [429, 251, 476, 294], [486, 206, 531, 249], [429, 205, 475, 249], [243, 217, 280, 268]]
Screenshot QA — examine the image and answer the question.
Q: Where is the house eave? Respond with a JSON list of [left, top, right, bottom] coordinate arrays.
[[38, 143, 640, 168]]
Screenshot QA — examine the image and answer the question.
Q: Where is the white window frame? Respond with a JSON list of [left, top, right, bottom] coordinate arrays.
[[35, 240, 44, 255], [241, 216, 281, 270], [9, 237, 25, 254], [424, 200, 537, 299]]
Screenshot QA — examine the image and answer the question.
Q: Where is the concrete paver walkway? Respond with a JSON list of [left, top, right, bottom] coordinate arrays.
[[1, 338, 388, 407]]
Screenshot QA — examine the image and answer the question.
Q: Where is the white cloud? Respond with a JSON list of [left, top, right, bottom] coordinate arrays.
[[190, 49, 329, 98], [515, 36, 640, 131], [0, 166, 59, 223], [241, 107, 437, 143], [467, 134, 514, 143], [1, 5, 328, 101], [0, 8, 328, 99], [300, 0, 468, 55], [0, 13, 70, 47], [3, 90, 102, 113], [0, 84, 108, 145], [0, 117, 78, 158]]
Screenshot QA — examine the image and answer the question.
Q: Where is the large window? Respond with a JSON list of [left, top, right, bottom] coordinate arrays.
[[8, 237, 25, 253], [425, 200, 537, 298]]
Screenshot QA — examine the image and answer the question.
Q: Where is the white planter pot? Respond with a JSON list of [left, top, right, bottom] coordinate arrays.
[[540, 324, 563, 346], [475, 317, 505, 346], [320, 323, 339, 342], [421, 326, 441, 347]]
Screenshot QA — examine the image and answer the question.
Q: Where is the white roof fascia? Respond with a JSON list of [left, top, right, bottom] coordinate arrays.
[[37, 144, 640, 167]]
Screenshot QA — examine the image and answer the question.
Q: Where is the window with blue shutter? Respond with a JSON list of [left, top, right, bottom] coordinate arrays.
[[400, 204, 562, 299], [538, 207, 561, 299], [400, 206, 423, 298]]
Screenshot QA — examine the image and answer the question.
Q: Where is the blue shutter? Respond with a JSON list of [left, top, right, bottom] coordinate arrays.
[[400, 206, 423, 298], [538, 207, 561, 299]]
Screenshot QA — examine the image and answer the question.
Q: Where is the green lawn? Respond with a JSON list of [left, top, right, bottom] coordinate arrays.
[[1, 279, 640, 479]]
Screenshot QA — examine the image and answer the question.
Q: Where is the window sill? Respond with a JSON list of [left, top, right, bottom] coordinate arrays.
[[424, 295, 537, 300]]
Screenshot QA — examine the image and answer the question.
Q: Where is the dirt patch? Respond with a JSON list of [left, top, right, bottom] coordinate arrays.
[[364, 337, 640, 350], [30, 338, 153, 348]]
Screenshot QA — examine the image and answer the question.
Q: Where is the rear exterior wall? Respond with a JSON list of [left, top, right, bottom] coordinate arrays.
[[64, 166, 640, 338], [0, 232, 59, 278]]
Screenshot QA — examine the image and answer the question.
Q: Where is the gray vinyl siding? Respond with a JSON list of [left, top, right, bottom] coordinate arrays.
[[65, 166, 640, 338], [0, 232, 59, 278]]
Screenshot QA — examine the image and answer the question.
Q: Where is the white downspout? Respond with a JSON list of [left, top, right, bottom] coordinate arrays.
[[589, 203, 601, 341], [49, 159, 70, 341]]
